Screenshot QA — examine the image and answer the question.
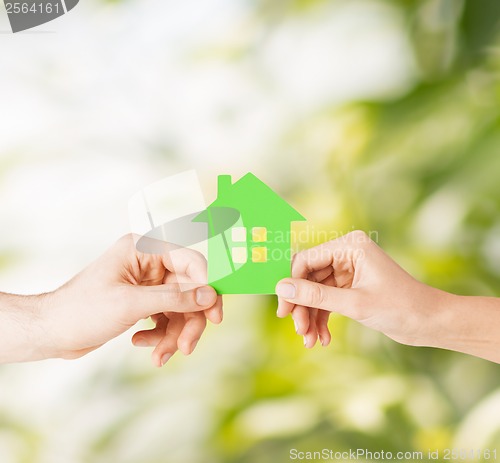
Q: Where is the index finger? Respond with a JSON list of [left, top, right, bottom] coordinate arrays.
[[163, 246, 208, 286], [134, 235, 209, 284], [291, 231, 369, 278]]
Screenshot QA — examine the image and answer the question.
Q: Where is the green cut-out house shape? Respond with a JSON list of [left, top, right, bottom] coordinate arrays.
[[193, 173, 306, 294]]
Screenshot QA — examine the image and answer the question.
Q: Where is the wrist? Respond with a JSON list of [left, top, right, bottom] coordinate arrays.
[[422, 289, 459, 349], [0, 292, 56, 363], [397, 284, 456, 349], [431, 293, 500, 363]]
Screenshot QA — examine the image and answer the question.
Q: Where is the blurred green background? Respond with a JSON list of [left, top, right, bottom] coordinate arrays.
[[0, 0, 500, 462]]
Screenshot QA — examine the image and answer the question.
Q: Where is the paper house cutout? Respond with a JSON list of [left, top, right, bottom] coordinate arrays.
[[194, 173, 306, 294]]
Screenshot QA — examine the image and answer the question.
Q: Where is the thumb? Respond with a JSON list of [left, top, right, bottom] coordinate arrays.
[[123, 283, 218, 320], [276, 278, 360, 318]]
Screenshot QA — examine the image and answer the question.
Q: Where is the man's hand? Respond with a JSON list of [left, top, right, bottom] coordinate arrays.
[[21, 234, 222, 366]]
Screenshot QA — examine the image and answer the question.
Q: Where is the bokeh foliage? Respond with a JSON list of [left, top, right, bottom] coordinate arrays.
[[1, 0, 500, 462]]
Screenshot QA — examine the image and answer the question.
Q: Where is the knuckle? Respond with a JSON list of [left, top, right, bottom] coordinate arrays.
[[118, 233, 134, 245], [184, 249, 208, 274], [292, 250, 306, 266], [290, 252, 302, 275], [302, 282, 325, 306], [292, 250, 313, 276], [114, 233, 137, 254], [159, 286, 186, 308], [192, 251, 208, 269], [181, 246, 206, 263], [347, 230, 369, 243]]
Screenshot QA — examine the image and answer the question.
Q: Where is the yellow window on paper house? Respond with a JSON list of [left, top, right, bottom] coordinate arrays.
[[252, 247, 267, 263], [252, 227, 267, 242]]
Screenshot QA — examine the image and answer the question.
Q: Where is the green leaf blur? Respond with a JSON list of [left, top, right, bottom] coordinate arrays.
[[0, 0, 499, 462]]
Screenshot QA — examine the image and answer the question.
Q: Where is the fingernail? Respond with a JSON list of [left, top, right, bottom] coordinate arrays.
[[161, 353, 172, 366], [276, 283, 296, 299], [276, 302, 285, 318], [196, 287, 214, 306], [189, 340, 199, 354], [319, 336, 325, 347], [303, 336, 308, 347], [134, 338, 148, 347], [294, 319, 299, 333]]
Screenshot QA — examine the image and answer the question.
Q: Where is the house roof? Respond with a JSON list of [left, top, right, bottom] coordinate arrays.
[[194, 173, 306, 225]]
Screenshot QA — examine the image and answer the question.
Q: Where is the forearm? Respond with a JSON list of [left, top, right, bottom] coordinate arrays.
[[432, 293, 500, 363], [0, 292, 52, 364]]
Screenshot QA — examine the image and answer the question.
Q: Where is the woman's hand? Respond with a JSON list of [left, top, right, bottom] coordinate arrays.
[[276, 231, 452, 351]]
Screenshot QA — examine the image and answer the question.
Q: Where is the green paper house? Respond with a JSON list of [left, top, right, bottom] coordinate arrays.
[[194, 173, 306, 294]]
